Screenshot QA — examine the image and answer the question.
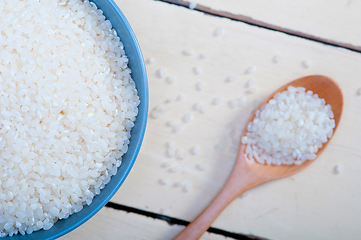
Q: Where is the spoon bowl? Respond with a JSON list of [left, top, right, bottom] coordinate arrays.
[[174, 75, 343, 240], [245, 75, 343, 179]]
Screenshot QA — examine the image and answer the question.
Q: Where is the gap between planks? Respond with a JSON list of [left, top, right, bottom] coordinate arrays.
[[155, 0, 361, 53], [105, 202, 268, 240]]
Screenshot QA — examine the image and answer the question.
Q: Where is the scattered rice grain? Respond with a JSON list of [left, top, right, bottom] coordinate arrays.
[[246, 79, 256, 88], [238, 97, 246, 106], [184, 183, 192, 192], [184, 49, 194, 56], [197, 81, 205, 91], [226, 74, 238, 83], [177, 94, 185, 101], [335, 164, 343, 174], [158, 68, 166, 78], [162, 161, 173, 168], [246, 88, 258, 94], [197, 163, 208, 171], [175, 181, 186, 187], [146, 57, 155, 64], [159, 178, 170, 185], [194, 66, 203, 75], [189, 2, 197, 9], [246, 66, 257, 74], [200, 52, 211, 59], [166, 75, 176, 84], [214, 27, 224, 36], [273, 54, 282, 63], [302, 60, 312, 68], [213, 96, 223, 105], [183, 114, 194, 123], [191, 145, 200, 155], [194, 101, 203, 111]]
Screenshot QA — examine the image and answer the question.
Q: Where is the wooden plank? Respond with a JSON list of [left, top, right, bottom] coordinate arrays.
[[60, 207, 227, 240], [109, 0, 361, 239], [165, 0, 361, 51]]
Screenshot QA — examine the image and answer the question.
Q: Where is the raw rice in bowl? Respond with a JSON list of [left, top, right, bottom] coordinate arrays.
[[0, 0, 147, 238]]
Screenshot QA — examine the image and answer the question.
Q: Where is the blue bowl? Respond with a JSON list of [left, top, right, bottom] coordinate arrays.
[[6, 1, 148, 239]]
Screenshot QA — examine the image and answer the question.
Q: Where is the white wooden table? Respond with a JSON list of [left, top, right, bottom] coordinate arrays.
[[62, 1, 361, 239]]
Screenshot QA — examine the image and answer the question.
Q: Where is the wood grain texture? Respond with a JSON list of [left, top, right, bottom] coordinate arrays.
[[60, 207, 228, 240], [174, 75, 344, 240], [181, 0, 361, 50], [109, 0, 361, 239]]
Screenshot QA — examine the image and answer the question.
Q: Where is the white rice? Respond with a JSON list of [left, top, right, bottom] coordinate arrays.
[[273, 54, 282, 63], [200, 52, 211, 59], [246, 66, 257, 74], [174, 125, 184, 133], [215, 143, 224, 151], [169, 165, 181, 172], [162, 161, 173, 168], [191, 145, 200, 155], [243, 86, 335, 165], [166, 141, 175, 149], [194, 101, 203, 111], [167, 120, 179, 127], [199, 104, 208, 114], [166, 75, 176, 84], [214, 27, 224, 37], [177, 94, 185, 101], [176, 148, 185, 158], [213, 96, 223, 105], [194, 66, 202, 75], [176, 148, 187, 160], [184, 183, 192, 192], [228, 99, 239, 109], [166, 98, 175, 103], [0, 0, 139, 236], [226, 74, 238, 83], [183, 49, 194, 56], [302, 60, 312, 68], [335, 164, 343, 174], [175, 181, 185, 187], [183, 114, 193, 123], [167, 148, 175, 158], [246, 87, 258, 94], [159, 178, 170, 185], [196, 163, 208, 171], [189, 2, 197, 10], [197, 81, 205, 91], [238, 97, 246, 106], [246, 79, 257, 88], [146, 57, 155, 64], [158, 68, 166, 78]]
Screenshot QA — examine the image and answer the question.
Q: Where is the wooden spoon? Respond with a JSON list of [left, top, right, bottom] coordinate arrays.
[[174, 75, 343, 240]]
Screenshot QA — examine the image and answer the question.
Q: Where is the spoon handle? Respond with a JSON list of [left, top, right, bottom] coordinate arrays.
[[174, 151, 265, 240]]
